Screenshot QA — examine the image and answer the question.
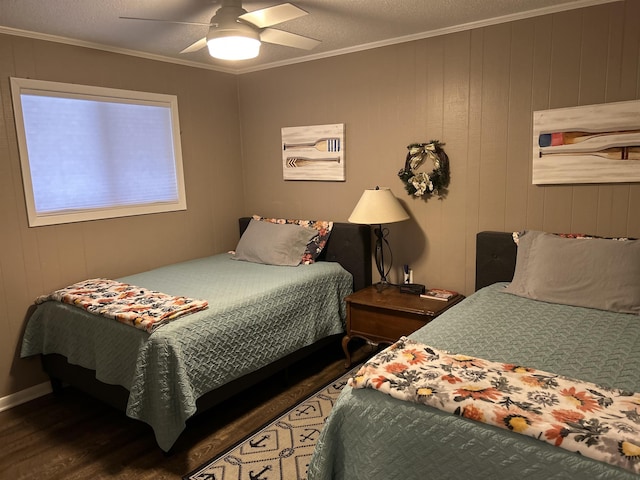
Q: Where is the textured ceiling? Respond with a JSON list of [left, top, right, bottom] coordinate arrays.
[[0, 0, 619, 74]]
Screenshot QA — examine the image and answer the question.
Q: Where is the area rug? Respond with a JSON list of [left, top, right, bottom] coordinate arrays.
[[184, 366, 359, 480]]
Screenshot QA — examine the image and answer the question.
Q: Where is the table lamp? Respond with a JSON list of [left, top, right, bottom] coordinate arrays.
[[348, 186, 409, 286]]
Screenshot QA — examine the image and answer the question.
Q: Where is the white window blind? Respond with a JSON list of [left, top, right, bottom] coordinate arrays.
[[10, 78, 187, 227]]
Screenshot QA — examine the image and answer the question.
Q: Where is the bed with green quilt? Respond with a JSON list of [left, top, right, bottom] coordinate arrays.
[[21, 217, 371, 452], [309, 230, 640, 479]]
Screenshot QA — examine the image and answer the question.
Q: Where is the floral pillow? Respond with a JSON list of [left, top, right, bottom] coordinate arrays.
[[252, 215, 333, 264], [512, 230, 634, 245]]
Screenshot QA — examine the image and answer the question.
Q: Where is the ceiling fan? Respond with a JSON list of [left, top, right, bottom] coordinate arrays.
[[121, 0, 320, 61]]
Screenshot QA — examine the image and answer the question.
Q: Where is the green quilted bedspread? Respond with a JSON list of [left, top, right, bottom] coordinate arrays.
[[309, 283, 640, 480], [21, 254, 352, 451]]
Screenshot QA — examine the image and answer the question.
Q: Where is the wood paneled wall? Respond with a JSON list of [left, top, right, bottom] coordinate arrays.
[[0, 35, 245, 398], [238, 0, 640, 293]]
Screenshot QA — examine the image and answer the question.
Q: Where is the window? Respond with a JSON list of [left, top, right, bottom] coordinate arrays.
[[10, 78, 187, 227]]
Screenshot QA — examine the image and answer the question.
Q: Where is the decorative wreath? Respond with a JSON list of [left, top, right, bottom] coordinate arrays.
[[397, 140, 450, 198]]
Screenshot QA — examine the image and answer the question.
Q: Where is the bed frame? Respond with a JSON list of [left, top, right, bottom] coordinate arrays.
[[41, 218, 372, 423], [475, 231, 517, 290]]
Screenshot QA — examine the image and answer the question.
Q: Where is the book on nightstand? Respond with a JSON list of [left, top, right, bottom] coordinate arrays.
[[420, 288, 458, 301]]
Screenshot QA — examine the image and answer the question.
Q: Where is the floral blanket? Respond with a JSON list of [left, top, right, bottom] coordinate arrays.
[[35, 278, 208, 333], [349, 337, 640, 475]]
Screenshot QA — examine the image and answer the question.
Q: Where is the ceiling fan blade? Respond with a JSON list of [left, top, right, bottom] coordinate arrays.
[[239, 3, 308, 29], [120, 16, 211, 27], [180, 37, 208, 54], [260, 28, 320, 50]]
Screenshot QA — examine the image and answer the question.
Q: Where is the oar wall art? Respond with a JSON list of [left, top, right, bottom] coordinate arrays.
[[533, 100, 640, 185]]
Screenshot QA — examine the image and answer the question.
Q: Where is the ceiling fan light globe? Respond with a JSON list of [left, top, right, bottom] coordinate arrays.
[[207, 36, 260, 60], [206, 20, 261, 60]]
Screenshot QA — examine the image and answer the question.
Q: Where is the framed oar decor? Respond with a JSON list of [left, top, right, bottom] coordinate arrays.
[[282, 123, 345, 181], [533, 100, 640, 185]]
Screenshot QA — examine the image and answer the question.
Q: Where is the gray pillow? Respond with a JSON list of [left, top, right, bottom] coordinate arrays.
[[233, 219, 318, 266], [504, 230, 640, 315]]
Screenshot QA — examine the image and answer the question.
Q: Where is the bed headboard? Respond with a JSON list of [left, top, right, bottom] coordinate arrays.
[[239, 217, 372, 292], [475, 231, 517, 291]]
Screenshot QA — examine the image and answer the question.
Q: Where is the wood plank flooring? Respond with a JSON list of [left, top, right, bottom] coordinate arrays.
[[0, 342, 372, 480]]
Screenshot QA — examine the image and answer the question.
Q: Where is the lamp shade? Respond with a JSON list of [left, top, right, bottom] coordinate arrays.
[[348, 187, 410, 225]]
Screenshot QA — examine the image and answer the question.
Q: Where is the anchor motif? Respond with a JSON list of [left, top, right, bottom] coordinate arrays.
[[194, 474, 217, 480], [299, 427, 320, 443], [294, 403, 316, 417], [249, 465, 272, 480], [249, 434, 270, 448], [333, 379, 348, 390]]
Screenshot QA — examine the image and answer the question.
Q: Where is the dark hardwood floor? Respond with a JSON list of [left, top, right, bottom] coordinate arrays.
[[0, 341, 373, 480]]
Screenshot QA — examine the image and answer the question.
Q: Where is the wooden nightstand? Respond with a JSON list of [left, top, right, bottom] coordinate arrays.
[[342, 285, 464, 367]]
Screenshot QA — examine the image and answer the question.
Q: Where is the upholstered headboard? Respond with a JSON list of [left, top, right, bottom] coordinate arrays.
[[239, 217, 372, 292], [475, 231, 517, 291]]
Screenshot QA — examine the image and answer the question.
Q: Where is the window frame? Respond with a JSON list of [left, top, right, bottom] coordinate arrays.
[[10, 77, 187, 227]]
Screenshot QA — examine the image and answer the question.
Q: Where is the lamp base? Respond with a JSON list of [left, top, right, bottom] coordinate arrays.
[[374, 279, 392, 292], [374, 224, 394, 286]]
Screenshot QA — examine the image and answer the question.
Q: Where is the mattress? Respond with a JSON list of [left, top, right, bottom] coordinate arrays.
[[308, 283, 640, 479], [21, 253, 353, 451]]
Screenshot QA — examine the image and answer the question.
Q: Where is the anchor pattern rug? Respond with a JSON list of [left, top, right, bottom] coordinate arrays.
[[184, 367, 358, 480]]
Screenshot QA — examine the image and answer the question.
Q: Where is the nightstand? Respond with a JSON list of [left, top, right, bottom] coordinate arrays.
[[342, 285, 464, 367]]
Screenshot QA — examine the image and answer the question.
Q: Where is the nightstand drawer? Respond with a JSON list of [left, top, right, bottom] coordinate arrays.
[[350, 304, 429, 343]]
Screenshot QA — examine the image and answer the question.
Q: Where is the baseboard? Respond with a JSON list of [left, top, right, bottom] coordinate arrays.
[[0, 382, 52, 413]]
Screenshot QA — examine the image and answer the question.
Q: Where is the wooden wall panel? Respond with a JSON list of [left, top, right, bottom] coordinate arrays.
[[621, 0, 640, 238], [440, 32, 471, 291], [571, 5, 610, 235], [630, 188, 640, 237], [463, 29, 485, 290], [505, 20, 535, 233], [0, 37, 32, 395], [526, 17, 553, 230], [579, 5, 610, 105], [421, 35, 446, 285], [542, 12, 581, 233], [477, 24, 511, 233]]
